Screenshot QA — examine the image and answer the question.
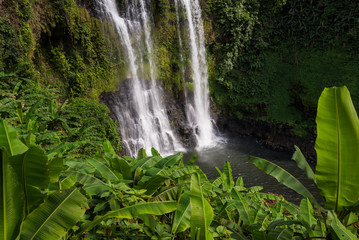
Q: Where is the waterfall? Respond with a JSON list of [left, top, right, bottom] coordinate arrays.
[[176, 0, 217, 149], [97, 0, 183, 156]]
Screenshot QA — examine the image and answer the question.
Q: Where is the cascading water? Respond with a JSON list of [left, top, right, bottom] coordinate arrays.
[[97, 0, 183, 156], [176, 0, 217, 149]]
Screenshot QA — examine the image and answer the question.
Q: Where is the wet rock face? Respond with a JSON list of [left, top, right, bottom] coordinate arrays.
[[100, 79, 197, 153], [163, 88, 197, 148], [99, 80, 132, 123]]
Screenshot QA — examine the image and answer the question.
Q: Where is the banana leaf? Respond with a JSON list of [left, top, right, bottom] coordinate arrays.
[[137, 148, 147, 160], [315, 86, 359, 211], [24, 99, 44, 123], [216, 161, 234, 193], [152, 186, 178, 202], [172, 191, 191, 233], [327, 211, 357, 240], [153, 152, 183, 168], [0, 119, 28, 156], [230, 189, 252, 225], [103, 140, 116, 155], [105, 153, 132, 180], [48, 157, 63, 183], [151, 147, 161, 156], [249, 156, 321, 209], [298, 198, 315, 235], [131, 156, 162, 172], [74, 172, 113, 195], [170, 165, 205, 180], [60, 175, 77, 189], [190, 174, 214, 240], [20, 188, 88, 240], [141, 175, 167, 195], [313, 219, 326, 238], [87, 158, 120, 182], [11, 146, 49, 214], [0, 148, 24, 240], [268, 228, 294, 240], [79, 201, 177, 233], [292, 146, 316, 184]]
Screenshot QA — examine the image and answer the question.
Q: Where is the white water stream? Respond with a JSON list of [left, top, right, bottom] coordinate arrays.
[[98, 0, 183, 156], [176, 0, 217, 149]]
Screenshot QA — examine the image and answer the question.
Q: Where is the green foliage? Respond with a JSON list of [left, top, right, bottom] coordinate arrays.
[[2, 107, 359, 239], [0, 124, 88, 240], [249, 155, 321, 209], [190, 174, 214, 240], [0, 17, 22, 71], [1, 1, 359, 239], [0, 0, 120, 98], [315, 86, 359, 211], [152, 0, 170, 23], [276, 0, 359, 50], [0, 148, 24, 240], [207, 0, 264, 73], [66, 98, 121, 154], [0, 73, 121, 157], [250, 86, 359, 238], [207, 0, 359, 139], [20, 188, 88, 240]]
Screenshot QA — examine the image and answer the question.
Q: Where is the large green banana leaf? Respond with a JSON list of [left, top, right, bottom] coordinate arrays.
[[79, 201, 177, 233], [172, 191, 191, 233], [20, 188, 88, 240], [0, 148, 24, 240], [0, 119, 28, 156], [11, 146, 49, 214], [249, 156, 320, 209], [190, 174, 214, 240], [315, 86, 359, 211]]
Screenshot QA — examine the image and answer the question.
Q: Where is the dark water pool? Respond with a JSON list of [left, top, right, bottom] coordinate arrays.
[[183, 133, 322, 205]]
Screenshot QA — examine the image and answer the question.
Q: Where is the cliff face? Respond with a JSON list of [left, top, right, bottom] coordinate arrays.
[[1, 0, 358, 157], [0, 0, 125, 99]]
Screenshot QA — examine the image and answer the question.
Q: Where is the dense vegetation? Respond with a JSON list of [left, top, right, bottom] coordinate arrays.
[[1, 0, 359, 239], [1, 0, 358, 139], [1, 85, 359, 239], [205, 0, 359, 136], [0, 0, 125, 99]]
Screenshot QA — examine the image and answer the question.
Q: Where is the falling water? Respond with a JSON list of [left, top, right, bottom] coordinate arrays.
[[97, 0, 183, 156], [176, 0, 216, 149]]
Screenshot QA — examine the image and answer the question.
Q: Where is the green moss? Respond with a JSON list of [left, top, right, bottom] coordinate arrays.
[[152, 3, 186, 94], [152, 0, 170, 25], [15, 0, 33, 22], [0, 17, 22, 71]]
